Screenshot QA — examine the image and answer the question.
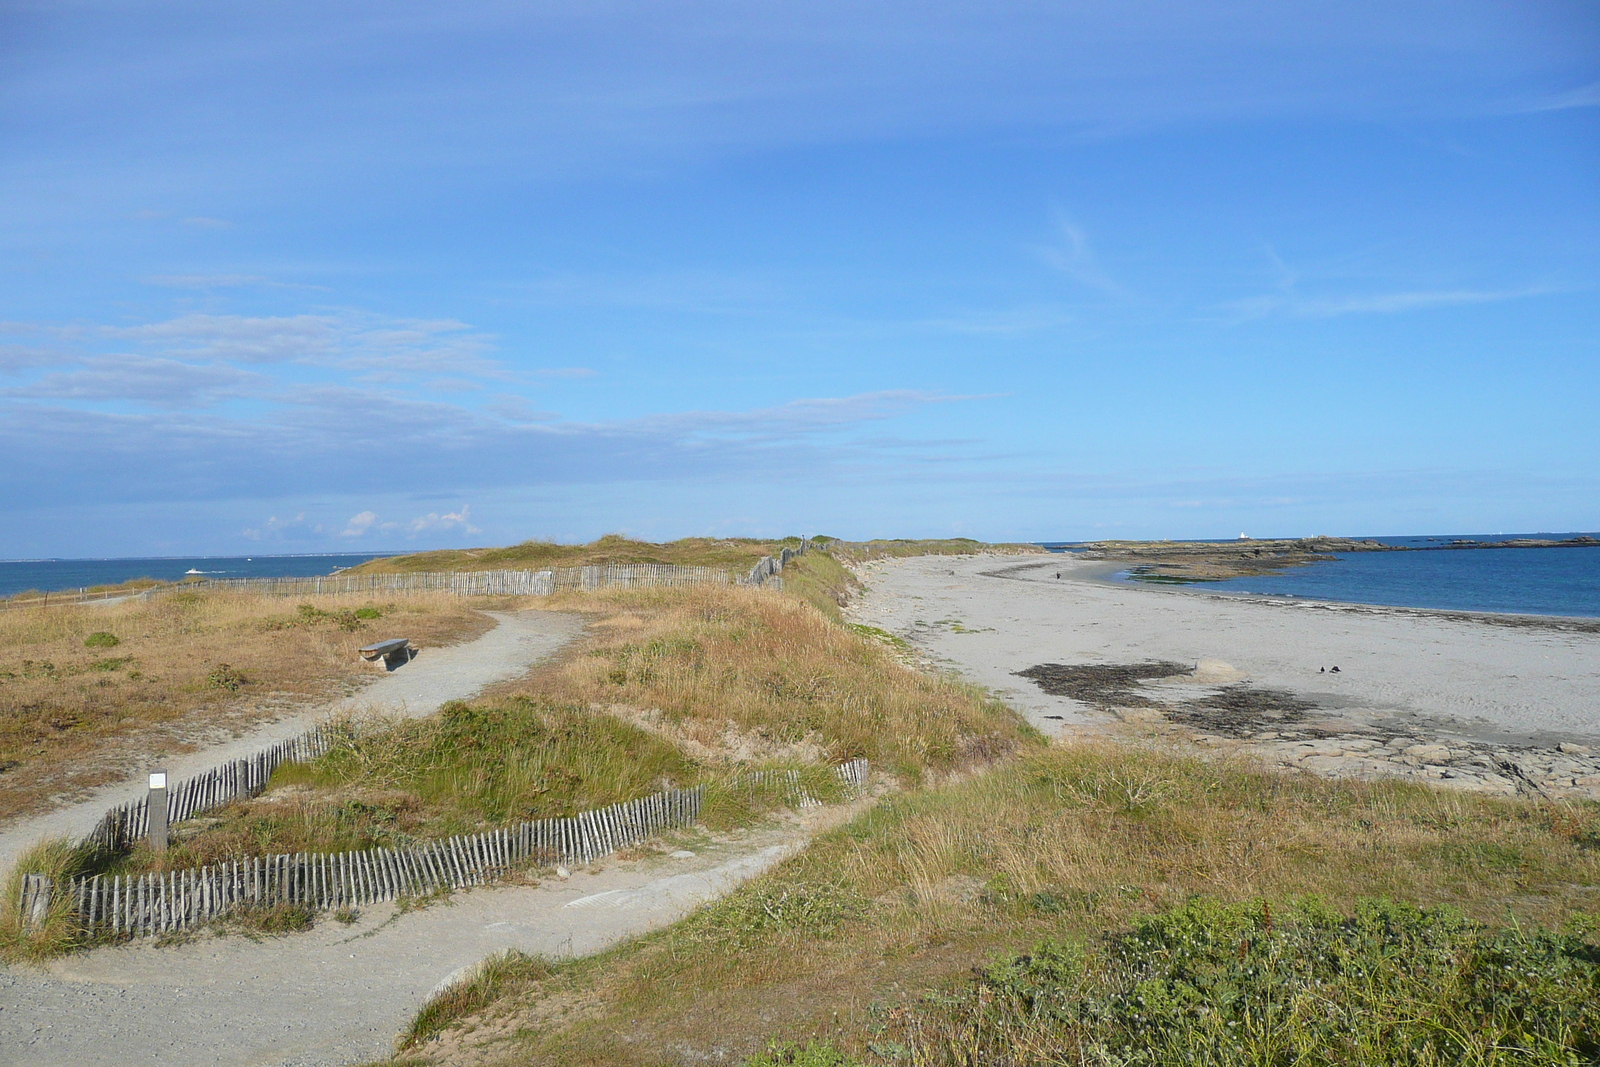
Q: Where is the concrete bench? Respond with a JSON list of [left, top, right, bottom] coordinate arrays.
[[359, 638, 413, 671]]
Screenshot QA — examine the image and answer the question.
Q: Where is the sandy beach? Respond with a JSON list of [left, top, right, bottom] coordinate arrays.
[[848, 553, 1600, 796]]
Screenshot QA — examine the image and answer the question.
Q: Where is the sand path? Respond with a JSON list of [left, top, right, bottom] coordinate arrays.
[[0, 820, 810, 1067], [849, 554, 1600, 747], [0, 610, 584, 876]]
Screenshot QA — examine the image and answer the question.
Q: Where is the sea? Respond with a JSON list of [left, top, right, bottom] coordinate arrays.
[[0, 553, 400, 599], [1064, 533, 1600, 619]]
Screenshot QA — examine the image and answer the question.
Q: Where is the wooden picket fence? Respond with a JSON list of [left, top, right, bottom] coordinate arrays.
[[84, 723, 343, 853], [69, 785, 706, 938], [3, 545, 817, 610], [194, 563, 731, 599], [65, 758, 870, 938]]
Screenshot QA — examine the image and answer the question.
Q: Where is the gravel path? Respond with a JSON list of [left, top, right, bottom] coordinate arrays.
[[0, 610, 583, 875], [0, 821, 809, 1066]]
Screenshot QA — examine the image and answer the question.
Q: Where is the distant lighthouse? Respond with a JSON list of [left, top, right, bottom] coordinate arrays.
[[1238, 532, 1249, 540]]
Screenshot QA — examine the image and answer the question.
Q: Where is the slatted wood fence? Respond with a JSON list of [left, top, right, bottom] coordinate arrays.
[[66, 759, 869, 938], [84, 723, 342, 853], [69, 785, 706, 938], [195, 563, 731, 599]]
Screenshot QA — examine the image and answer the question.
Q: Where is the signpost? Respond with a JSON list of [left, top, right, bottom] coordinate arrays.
[[148, 770, 168, 852]]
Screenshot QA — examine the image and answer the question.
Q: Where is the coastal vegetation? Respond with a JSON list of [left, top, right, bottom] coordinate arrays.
[[0, 589, 493, 821], [75, 578, 1028, 885], [386, 743, 1600, 1066], [8, 535, 1594, 1063]]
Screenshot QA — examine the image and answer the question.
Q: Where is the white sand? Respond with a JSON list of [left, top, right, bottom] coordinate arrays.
[[848, 554, 1600, 747]]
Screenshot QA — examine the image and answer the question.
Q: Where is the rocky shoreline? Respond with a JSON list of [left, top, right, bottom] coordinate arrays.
[[1063, 534, 1599, 583], [1020, 660, 1600, 801]]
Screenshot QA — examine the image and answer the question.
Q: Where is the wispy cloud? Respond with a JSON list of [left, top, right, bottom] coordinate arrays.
[[96, 312, 510, 379], [107, 313, 343, 363], [1512, 80, 1600, 113], [1037, 214, 1131, 300], [141, 274, 329, 292], [1219, 284, 1554, 322], [1292, 287, 1555, 317], [181, 216, 233, 229], [0, 387, 972, 508], [0, 345, 73, 374], [2, 355, 267, 407]]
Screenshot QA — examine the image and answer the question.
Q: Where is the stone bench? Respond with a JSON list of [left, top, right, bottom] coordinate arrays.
[[358, 638, 413, 671]]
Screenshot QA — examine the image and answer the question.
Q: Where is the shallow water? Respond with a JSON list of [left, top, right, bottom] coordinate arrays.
[[1151, 542, 1600, 619]]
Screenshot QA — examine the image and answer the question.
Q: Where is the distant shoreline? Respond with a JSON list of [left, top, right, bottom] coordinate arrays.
[[1038, 534, 1599, 584]]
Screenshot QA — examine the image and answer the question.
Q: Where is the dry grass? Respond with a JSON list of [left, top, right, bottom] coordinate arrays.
[[518, 582, 1035, 784], [392, 743, 1600, 1066], [0, 589, 497, 820], [115, 581, 1025, 874], [0, 837, 95, 961], [820, 538, 1046, 565]]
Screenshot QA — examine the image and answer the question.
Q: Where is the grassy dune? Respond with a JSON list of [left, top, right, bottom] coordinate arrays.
[[0, 589, 492, 821], [345, 534, 788, 575], [86, 578, 1028, 883], [391, 745, 1600, 1066]]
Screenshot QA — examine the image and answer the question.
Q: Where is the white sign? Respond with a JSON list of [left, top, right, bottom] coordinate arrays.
[[148, 772, 167, 790]]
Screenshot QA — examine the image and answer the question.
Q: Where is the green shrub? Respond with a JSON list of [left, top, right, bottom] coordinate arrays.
[[954, 896, 1600, 1066], [206, 663, 248, 691], [83, 632, 119, 648]]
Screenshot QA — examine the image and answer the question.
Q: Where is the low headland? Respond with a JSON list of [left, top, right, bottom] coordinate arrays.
[[1069, 533, 1600, 583], [0, 535, 1595, 1067]]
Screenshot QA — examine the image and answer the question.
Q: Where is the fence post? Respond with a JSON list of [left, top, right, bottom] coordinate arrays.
[[147, 770, 169, 852], [19, 873, 51, 935]]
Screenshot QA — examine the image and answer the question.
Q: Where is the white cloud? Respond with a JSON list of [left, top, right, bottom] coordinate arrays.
[[181, 216, 233, 229], [406, 506, 480, 537], [340, 510, 379, 537], [243, 512, 324, 541]]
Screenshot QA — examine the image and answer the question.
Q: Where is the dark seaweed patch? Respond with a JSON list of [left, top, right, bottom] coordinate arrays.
[[1166, 685, 1317, 737], [1014, 662, 1192, 708]]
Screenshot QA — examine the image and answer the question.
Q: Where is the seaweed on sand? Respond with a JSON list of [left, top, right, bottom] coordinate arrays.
[[1014, 662, 1192, 708], [1167, 685, 1317, 737]]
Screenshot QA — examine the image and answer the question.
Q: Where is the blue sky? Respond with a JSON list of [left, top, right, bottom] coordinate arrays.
[[2, 1, 1596, 556]]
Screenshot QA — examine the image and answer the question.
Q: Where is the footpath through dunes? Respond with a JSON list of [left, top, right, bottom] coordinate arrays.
[[0, 812, 844, 1067], [847, 553, 1600, 796], [0, 610, 583, 876]]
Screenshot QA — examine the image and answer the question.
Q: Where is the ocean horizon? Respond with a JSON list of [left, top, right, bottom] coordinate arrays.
[[1088, 534, 1600, 619], [0, 552, 401, 598], [6, 536, 1600, 619]]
